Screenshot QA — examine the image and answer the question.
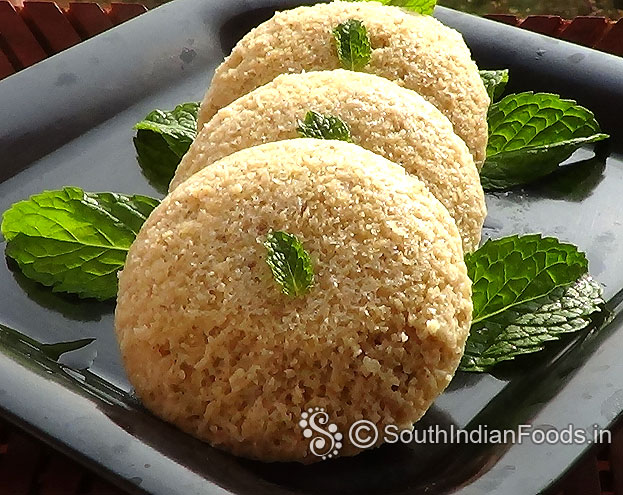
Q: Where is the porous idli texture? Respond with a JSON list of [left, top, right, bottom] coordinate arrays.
[[116, 139, 472, 463], [199, 1, 489, 165], [174, 70, 486, 252]]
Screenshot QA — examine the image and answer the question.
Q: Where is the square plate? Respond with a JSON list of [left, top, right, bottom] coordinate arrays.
[[1, 1, 623, 494]]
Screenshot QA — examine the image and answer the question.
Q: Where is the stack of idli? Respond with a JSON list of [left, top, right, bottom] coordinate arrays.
[[116, 1, 487, 463]]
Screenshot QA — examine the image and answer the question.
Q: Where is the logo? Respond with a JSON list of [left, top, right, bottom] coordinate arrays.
[[298, 410, 611, 460], [299, 407, 343, 459], [348, 419, 379, 449]]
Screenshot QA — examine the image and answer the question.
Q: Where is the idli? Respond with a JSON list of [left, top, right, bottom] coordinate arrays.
[[199, 1, 489, 165], [172, 70, 486, 252], [116, 139, 472, 463]]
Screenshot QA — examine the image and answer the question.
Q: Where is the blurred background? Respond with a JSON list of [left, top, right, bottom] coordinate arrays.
[[442, 0, 623, 17], [5, 0, 623, 18]]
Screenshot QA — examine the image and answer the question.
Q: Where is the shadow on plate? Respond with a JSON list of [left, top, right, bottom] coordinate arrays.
[[5, 256, 115, 323], [530, 144, 609, 202]]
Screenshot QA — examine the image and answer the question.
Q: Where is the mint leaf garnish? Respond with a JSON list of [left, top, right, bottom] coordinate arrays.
[[1, 187, 159, 301], [133, 102, 199, 191], [297, 111, 353, 142], [479, 69, 509, 101], [347, 0, 436, 15], [134, 102, 199, 156], [459, 234, 601, 372], [264, 231, 314, 297], [460, 275, 603, 372], [467, 234, 589, 324], [482, 92, 609, 191], [333, 19, 371, 71]]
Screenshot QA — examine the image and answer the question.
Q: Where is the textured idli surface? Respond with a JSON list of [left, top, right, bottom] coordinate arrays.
[[173, 70, 486, 252], [199, 1, 489, 165], [116, 139, 472, 463]]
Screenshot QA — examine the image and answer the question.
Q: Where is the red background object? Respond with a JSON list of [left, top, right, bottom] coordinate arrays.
[[65, 3, 114, 39], [484, 13, 623, 56], [0, 0, 147, 79]]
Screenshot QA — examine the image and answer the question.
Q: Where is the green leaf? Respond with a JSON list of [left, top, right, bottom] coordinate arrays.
[[481, 135, 607, 191], [264, 231, 314, 297], [482, 92, 609, 191], [332, 19, 372, 71], [297, 111, 353, 142], [133, 131, 182, 193], [460, 275, 603, 372], [347, 0, 436, 15], [40, 338, 95, 362], [479, 69, 509, 101], [134, 102, 199, 156], [1, 187, 159, 301], [133, 102, 199, 191], [466, 234, 589, 325]]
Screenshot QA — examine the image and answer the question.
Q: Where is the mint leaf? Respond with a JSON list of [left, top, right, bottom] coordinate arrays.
[[2, 187, 159, 301], [297, 111, 353, 142], [264, 231, 314, 297], [134, 131, 181, 192], [467, 234, 588, 325], [479, 69, 509, 101], [134, 102, 199, 156], [482, 92, 609, 191], [133, 102, 199, 191], [332, 19, 371, 71], [347, 0, 436, 15], [460, 275, 603, 372]]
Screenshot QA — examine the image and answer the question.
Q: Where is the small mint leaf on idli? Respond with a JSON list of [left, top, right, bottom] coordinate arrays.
[[460, 235, 602, 372], [297, 111, 353, 142], [1, 187, 159, 301], [460, 275, 603, 372], [133, 102, 200, 192], [479, 69, 509, 101], [264, 231, 314, 298], [348, 0, 436, 16], [332, 19, 371, 71], [482, 92, 609, 191]]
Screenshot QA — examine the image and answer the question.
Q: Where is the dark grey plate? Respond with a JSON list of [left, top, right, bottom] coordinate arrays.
[[1, 1, 623, 494]]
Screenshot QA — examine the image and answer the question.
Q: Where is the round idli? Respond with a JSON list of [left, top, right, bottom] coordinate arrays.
[[172, 70, 486, 252], [116, 139, 472, 463], [199, 1, 490, 165]]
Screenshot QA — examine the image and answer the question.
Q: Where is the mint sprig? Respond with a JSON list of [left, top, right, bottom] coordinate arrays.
[[460, 235, 603, 372], [297, 111, 353, 142], [467, 234, 588, 324], [133, 102, 199, 191], [348, 0, 436, 15], [482, 92, 609, 191], [332, 19, 371, 71], [479, 69, 509, 101], [264, 231, 314, 298], [1, 187, 159, 301], [461, 275, 603, 372]]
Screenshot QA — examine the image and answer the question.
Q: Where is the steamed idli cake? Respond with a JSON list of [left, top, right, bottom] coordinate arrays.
[[171, 70, 486, 252], [199, 1, 489, 165], [115, 139, 472, 463]]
